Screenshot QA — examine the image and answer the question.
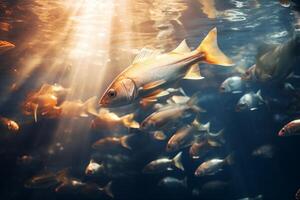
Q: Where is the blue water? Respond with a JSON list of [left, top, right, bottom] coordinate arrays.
[[0, 0, 299, 200]]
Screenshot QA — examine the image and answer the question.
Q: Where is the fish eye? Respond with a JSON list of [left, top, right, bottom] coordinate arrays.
[[107, 89, 117, 98]]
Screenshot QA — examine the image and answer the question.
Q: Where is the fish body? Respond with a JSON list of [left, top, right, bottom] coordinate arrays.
[[92, 135, 132, 150], [85, 160, 104, 176], [278, 119, 300, 136], [236, 90, 264, 111], [143, 152, 184, 173], [158, 177, 187, 188], [99, 28, 233, 108], [166, 125, 196, 152]]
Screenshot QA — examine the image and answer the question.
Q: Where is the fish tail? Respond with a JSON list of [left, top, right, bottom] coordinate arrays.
[[83, 96, 97, 116], [209, 129, 226, 145], [196, 27, 234, 67], [187, 93, 206, 113], [121, 113, 140, 129], [173, 152, 184, 171], [120, 135, 132, 150], [225, 153, 234, 165], [55, 168, 69, 183], [192, 118, 210, 132], [100, 181, 114, 198]]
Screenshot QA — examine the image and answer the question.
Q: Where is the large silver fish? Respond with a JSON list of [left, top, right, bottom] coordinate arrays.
[[99, 28, 234, 107]]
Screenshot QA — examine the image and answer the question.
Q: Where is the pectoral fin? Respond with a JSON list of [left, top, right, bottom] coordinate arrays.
[[141, 80, 166, 90], [183, 64, 204, 80]]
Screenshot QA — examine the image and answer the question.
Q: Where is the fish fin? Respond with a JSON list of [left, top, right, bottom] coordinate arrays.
[[209, 129, 225, 144], [173, 152, 184, 171], [225, 153, 234, 165], [55, 168, 69, 183], [197, 28, 234, 67], [172, 39, 191, 54], [207, 139, 222, 147], [279, 0, 290, 7], [120, 113, 140, 129], [183, 64, 205, 80], [33, 104, 38, 122], [171, 95, 190, 104], [287, 72, 300, 79], [82, 96, 97, 117], [250, 107, 258, 111], [101, 181, 114, 198], [232, 91, 242, 94], [187, 93, 206, 112], [120, 135, 132, 150], [132, 48, 161, 64], [256, 90, 264, 103], [141, 89, 169, 104], [141, 80, 166, 91]]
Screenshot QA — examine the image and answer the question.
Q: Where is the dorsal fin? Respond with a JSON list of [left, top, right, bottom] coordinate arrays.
[[132, 48, 161, 64], [172, 40, 191, 54]]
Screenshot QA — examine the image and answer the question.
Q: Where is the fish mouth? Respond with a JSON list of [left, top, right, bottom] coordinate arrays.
[[219, 86, 226, 93]]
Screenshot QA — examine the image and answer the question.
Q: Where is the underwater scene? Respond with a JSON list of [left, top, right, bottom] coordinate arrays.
[[0, 0, 300, 199]]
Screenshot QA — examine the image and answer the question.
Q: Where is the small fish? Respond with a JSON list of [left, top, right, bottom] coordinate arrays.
[[85, 159, 104, 176], [143, 152, 184, 173], [189, 138, 220, 159], [25, 169, 68, 189], [23, 84, 70, 121], [158, 177, 187, 188], [236, 90, 265, 111], [194, 154, 233, 176], [278, 119, 300, 136], [252, 144, 274, 158], [279, 0, 290, 7], [92, 135, 132, 150], [99, 28, 233, 108], [296, 188, 300, 200], [220, 76, 244, 94], [237, 194, 263, 200], [0, 40, 15, 55], [166, 125, 196, 152], [90, 109, 139, 131], [141, 93, 204, 131], [0, 117, 19, 133], [52, 97, 97, 118]]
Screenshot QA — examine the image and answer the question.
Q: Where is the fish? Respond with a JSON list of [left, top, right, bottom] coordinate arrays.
[[85, 159, 104, 176], [90, 108, 139, 131], [189, 138, 221, 159], [236, 90, 265, 111], [296, 188, 300, 200], [220, 76, 244, 94], [55, 177, 113, 198], [279, 0, 290, 7], [92, 135, 133, 150], [143, 152, 184, 173], [0, 40, 15, 55], [55, 97, 97, 118], [99, 28, 234, 108], [140, 93, 204, 131], [243, 36, 300, 83], [158, 177, 187, 189], [278, 119, 300, 136], [166, 124, 197, 152], [194, 154, 234, 176], [0, 117, 19, 133], [237, 194, 263, 200], [252, 144, 274, 158], [23, 84, 70, 121], [25, 169, 68, 189]]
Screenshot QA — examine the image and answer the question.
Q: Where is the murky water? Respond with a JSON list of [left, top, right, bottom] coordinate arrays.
[[0, 0, 299, 200]]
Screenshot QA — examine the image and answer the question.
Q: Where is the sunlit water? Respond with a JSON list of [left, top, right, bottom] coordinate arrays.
[[0, 0, 298, 200]]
